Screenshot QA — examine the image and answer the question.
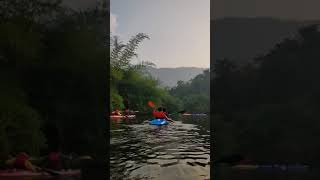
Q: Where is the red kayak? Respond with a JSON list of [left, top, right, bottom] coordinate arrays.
[[0, 169, 81, 177]]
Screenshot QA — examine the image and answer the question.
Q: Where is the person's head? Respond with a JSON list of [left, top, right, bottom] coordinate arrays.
[[163, 108, 167, 112], [157, 107, 163, 111]]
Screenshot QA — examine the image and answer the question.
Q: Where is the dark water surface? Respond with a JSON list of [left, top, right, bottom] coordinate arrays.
[[110, 115, 210, 180], [215, 165, 320, 180]]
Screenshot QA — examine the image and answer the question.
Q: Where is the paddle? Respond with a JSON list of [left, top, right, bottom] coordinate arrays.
[[181, 113, 208, 116], [148, 101, 156, 108], [169, 110, 186, 116]]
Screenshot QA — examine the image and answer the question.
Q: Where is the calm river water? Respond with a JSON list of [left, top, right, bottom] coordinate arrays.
[[110, 115, 210, 180]]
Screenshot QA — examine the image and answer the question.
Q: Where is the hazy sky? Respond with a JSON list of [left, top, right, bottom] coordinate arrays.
[[212, 0, 320, 20], [111, 0, 210, 68]]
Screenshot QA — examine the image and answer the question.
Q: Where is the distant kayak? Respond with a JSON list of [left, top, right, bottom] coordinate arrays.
[[182, 113, 207, 116], [149, 119, 169, 126], [0, 169, 81, 177], [257, 164, 309, 171], [231, 164, 309, 172], [110, 115, 136, 119]]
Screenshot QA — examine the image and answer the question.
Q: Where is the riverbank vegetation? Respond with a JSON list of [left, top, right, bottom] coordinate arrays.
[[214, 24, 320, 164], [170, 70, 210, 113], [0, 0, 107, 161], [0, 0, 210, 166], [109, 33, 205, 113], [110, 33, 210, 114]]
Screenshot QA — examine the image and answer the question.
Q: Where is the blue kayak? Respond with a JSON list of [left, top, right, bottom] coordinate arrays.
[[149, 119, 169, 126]]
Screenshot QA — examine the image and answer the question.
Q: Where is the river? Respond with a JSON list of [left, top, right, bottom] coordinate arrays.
[[110, 115, 210, 180]]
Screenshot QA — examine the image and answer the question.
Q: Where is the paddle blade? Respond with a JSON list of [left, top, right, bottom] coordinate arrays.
[[148, 101, 155, 108]]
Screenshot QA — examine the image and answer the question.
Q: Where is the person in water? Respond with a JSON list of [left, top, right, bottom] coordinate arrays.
[[6, 152, 39, 172], [124, 108, 129, 115], [152, 107, 173, 122]]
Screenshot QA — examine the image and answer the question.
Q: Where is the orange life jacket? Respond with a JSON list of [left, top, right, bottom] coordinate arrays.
[[152, 110, 166, 118]]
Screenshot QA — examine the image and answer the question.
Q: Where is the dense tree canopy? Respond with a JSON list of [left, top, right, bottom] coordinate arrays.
[[170, 70, 210, 113], [110, 34, 183, 112], [213, 24, 320, 164], [0, 0, 107, 158]]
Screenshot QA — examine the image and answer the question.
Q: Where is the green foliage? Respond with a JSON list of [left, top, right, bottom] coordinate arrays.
[[181, 94, 209, 112], [110, 33, 149, 71], [0, 0, 107, 157], [0, 90, 46, 156], [0, 22, 42, 66], [160, 94, 184, 113], [170, 70, 210, 113], [110, 34, 179, 113], [0, 0, 62, 22], [0, 102, 46, 155], [118, 69, 164, 111], [213, 24, 320, 164], [110, 89, 124, 110]]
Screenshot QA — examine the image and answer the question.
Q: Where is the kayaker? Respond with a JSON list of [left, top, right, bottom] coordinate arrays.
[[152, 107, 173, 122], [162, 107, 173, 122], [6, 152, 39, 172], [111, 109, 122, 116], [123, 104, 130, 116], [124, 108, 129, 115], [152, 107, 163, 118]]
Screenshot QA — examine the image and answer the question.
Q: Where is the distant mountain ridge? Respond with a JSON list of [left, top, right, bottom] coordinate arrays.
[[212, 17, 320, 65], [146, 18, 319, 87], [146, 67, 206, 88]]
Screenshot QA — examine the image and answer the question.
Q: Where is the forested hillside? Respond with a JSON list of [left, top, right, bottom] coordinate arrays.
[[146, 67, 205, 88], [212, 17, 320, 65]]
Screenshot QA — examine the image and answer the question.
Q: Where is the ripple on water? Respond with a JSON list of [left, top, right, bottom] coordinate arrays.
[[110, 118, 210, 180]]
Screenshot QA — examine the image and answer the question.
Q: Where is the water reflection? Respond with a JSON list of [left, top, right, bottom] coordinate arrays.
[[110, 116, 210, 180]]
